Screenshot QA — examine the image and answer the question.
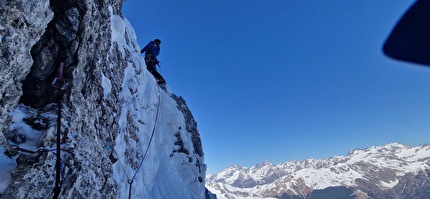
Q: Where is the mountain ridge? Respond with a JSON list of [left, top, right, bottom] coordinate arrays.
[[207, 143, 430, 199]]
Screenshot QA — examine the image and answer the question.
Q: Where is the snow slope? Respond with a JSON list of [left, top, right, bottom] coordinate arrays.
[[93, 9, 207, 198]]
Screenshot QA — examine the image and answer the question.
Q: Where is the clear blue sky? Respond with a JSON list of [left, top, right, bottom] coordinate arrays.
[[123, 0, 430, 174]]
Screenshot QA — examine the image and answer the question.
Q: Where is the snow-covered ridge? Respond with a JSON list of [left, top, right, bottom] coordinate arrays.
[[207, 143, 430, 199], [108, 12, 207, 199]]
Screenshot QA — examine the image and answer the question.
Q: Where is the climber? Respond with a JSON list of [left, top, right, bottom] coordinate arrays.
[[141, 39, 166, 84]]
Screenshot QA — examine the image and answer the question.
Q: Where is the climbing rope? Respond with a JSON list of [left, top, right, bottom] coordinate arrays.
[[51, 62, 68, 199], [53, 94, 62, 199], [125, 86, 162, 199]]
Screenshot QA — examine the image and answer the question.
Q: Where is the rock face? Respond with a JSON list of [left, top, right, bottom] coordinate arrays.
[[1, 0, 210, 198], [0, 0, 53, 146], [207, 143, 430, 199]]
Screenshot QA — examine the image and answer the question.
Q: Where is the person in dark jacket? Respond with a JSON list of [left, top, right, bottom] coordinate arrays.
[[141, 39, 165, 84]]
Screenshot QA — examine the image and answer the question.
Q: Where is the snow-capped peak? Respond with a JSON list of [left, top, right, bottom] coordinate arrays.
[[207, 143, 430, 199]]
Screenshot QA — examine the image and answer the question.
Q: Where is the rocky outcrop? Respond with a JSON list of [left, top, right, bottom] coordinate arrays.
[[0, 0, 53, 146], [1, 0, 122, 197], [390, 169, 430, 199], [171, 94, 204, 157], [18, 0, 123, 108]]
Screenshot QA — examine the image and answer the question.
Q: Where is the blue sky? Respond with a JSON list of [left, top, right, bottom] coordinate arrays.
[[123, 0, 430, 174]]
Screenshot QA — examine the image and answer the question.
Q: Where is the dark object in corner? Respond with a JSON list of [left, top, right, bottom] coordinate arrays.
[[383, 0, 430, 66]]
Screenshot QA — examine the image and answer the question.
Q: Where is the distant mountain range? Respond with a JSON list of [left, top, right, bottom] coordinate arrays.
[[206, 143, 430, 199]]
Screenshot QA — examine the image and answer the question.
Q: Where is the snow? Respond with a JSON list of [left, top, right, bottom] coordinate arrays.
[[379, 179, 399, 188], [112, 60, 204, 197], [110, 6, 127, 57], [101, 71, 112, 99], [110, 10, 206, 199], [208, 143, 430, 198], [0, 146, 16, 194], [292, 166, 363, 190], [8, 105, 48, 150], [207, 183, 278, 199], [0, 104, 56, 194]]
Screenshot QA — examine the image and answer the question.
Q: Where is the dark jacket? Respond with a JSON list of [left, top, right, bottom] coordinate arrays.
[[140, 41, 160, 57]]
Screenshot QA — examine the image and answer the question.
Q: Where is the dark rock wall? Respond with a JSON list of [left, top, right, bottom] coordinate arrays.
[[1, 0, 126, 198], [0, 0, 53, 146]]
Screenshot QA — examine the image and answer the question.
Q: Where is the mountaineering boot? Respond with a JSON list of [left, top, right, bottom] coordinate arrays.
[[157, 78, 166, 85]]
